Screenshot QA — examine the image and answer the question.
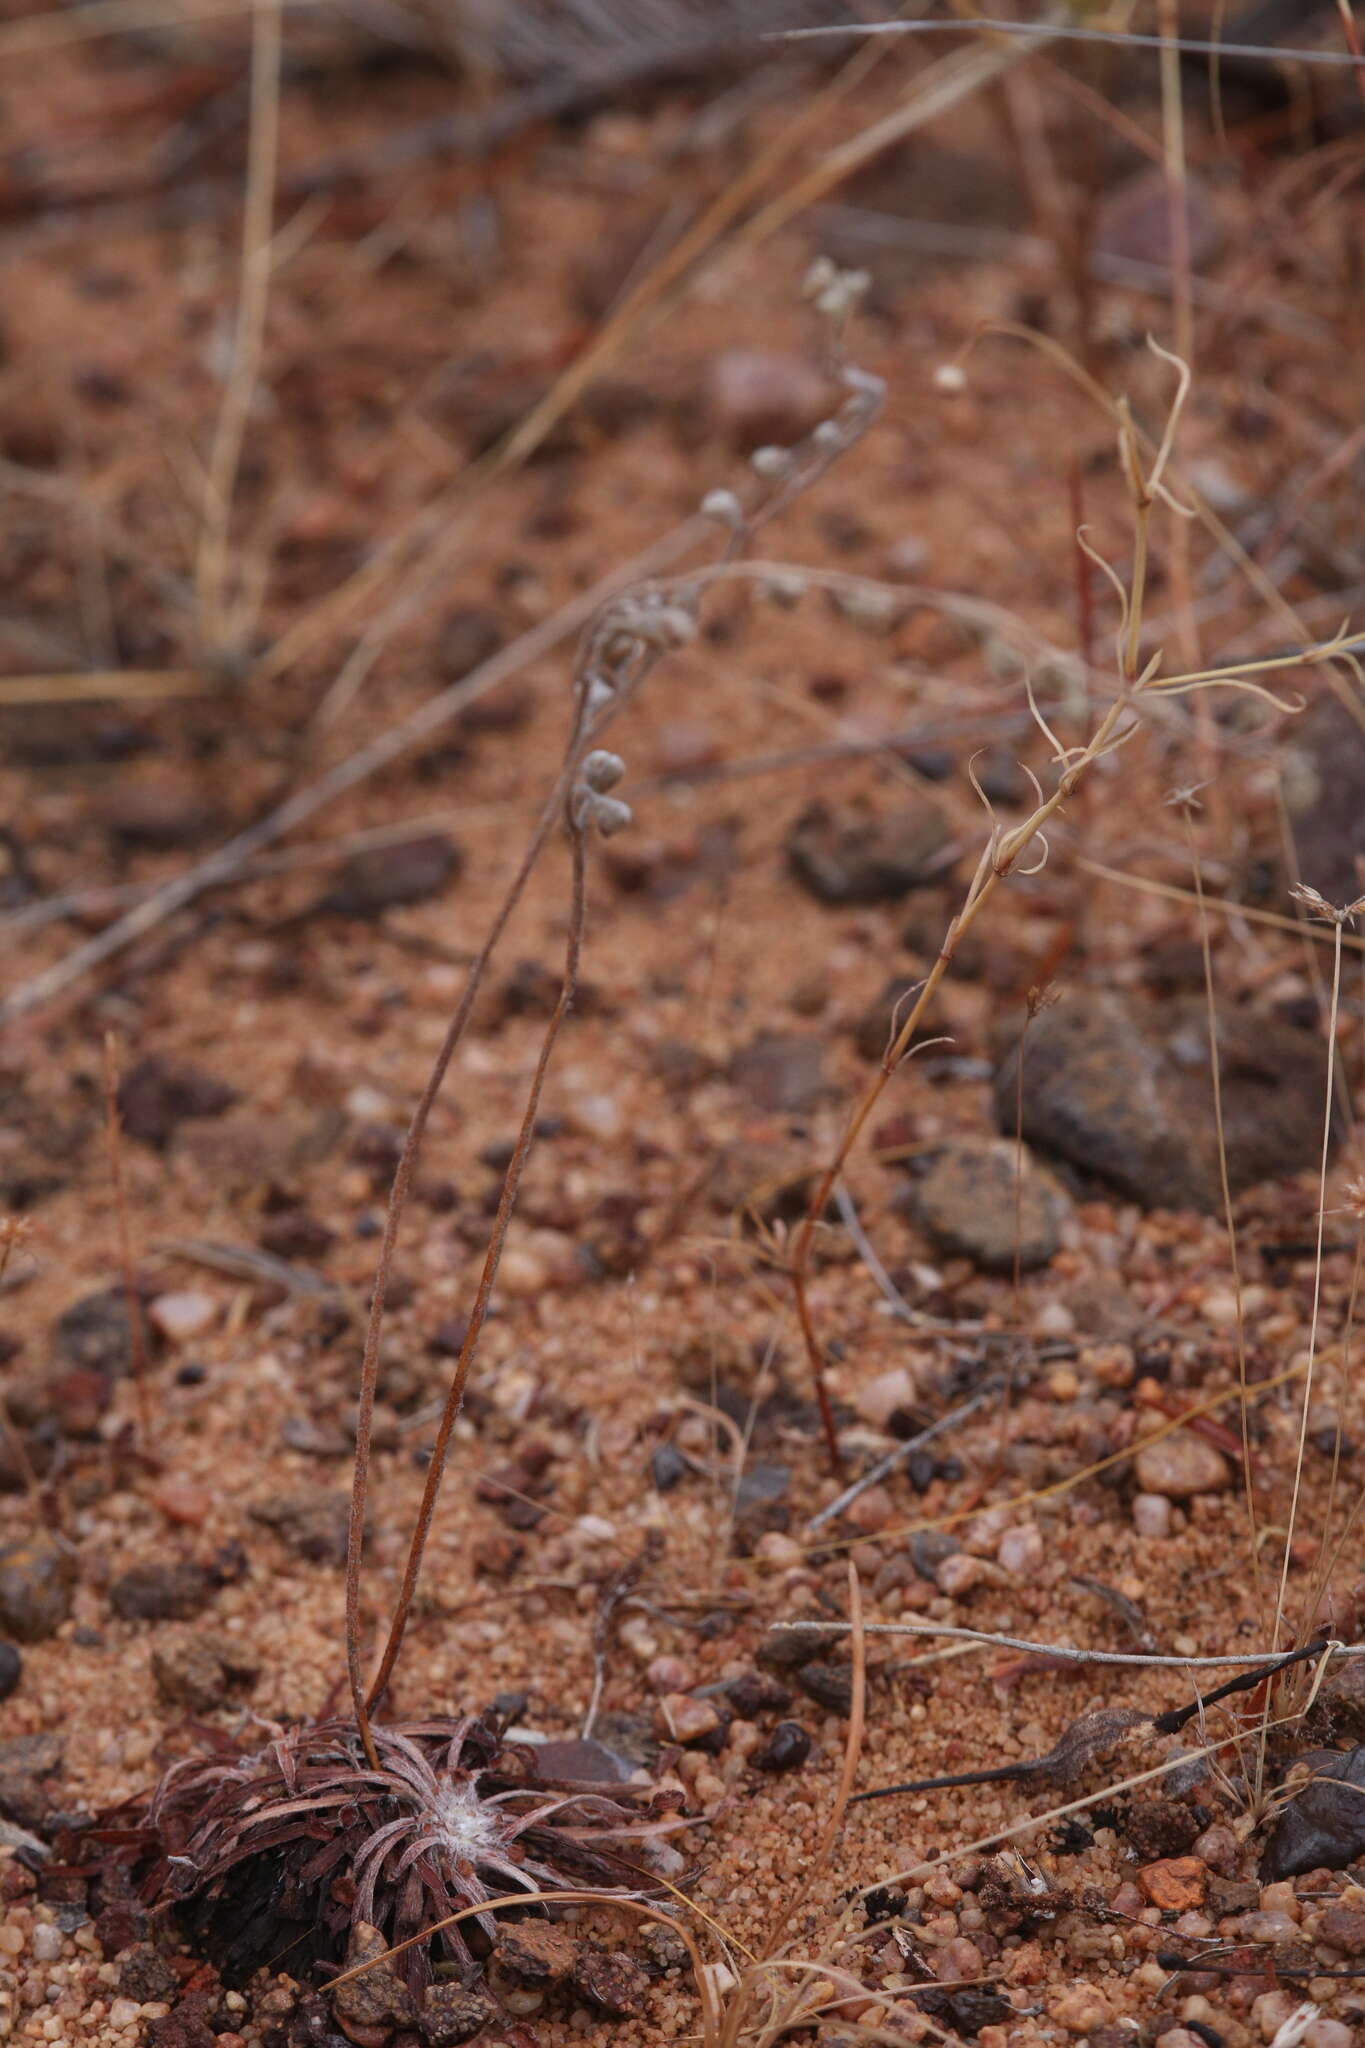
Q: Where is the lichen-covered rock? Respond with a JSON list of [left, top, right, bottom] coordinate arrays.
[[906, 1137, 1069, 1272], [0, 1539, 73, 1641], [787, 799, 951, 907], [248, 1489, 350, 1566]]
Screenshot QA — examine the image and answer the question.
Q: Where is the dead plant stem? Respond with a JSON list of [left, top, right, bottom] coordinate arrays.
[[195, 0, 282, 655], [343, 786, 572, 1761]]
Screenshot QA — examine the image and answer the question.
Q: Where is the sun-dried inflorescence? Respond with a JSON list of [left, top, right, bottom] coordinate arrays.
[[120, 1710, 682, 1991]]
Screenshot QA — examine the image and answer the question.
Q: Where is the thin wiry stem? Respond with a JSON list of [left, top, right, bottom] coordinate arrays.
[[1271, 913, 1350, 1654], [1077, 856, 1365, 954], [773, 1618, 1365, 1669], [344, 778, 574, 1758], [362, 828, 589, 1724], [780, 18, 1365, 68]]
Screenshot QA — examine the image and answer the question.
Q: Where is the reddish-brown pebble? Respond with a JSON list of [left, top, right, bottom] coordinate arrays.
[[152, 1480, 211, 1526], [1138, 1858, 1208, 1911]]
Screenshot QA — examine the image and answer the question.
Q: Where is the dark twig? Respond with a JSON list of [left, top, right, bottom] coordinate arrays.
[[1151, 1637, 1330, 1734], [851, 1706, 1148, 1806]]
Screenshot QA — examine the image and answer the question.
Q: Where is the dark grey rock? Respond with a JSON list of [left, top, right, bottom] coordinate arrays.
[[1260, 1746, 1365, 1879], [248, 1488, 350, 1566], [995, 989, 1330, 1211], [787, 800, 952, 907]]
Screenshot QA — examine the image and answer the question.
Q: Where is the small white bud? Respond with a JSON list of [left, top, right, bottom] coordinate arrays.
[[801, 255, 837, 301], [582, 748, 626, 793], [581, 673, 616, 718], [700, 487, 743, 525], [841, 363, 885, 401], [933, 363, 968, 394], [812, 419, 844, 450], [832, 582, 903, 633], [814, 268, 871, 320], [589, 792, 633, 837], [750, 445, 791, 478], [761, 571, 807, 610], [645, 604, 697, 650]]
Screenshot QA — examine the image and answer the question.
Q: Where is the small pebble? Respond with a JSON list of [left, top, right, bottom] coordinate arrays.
[[564, 1093, 622, 1141], [1304, 2021, 1355, 2048], [1050, 1984, 1112, 2034], [998, 1524, 1044, 1575], [703, 347, 833, 451], [934, 1936, 982, 1981], [1138, 1858, 1207, 1911], [496, 1247, 549, 1295], [1251, 1989, 1301, 2042], [1033, 1299, 1075, 1338], [1190, 1823, 1238, 1875], [0, 1538, 74, 1641], [1133, 1492, 1173, 1539], [854, 1367, 918, 1429], [1134, 1432, 1230, 1499], [846, 1484, 894, 1534], [653, 1694, 722, 1746], [148, 1291, 217, 1344], [935, 1553, 986, 1598], [29, 1924, 62, 1963], [646, 1657, 693, 1695], [1234, 1909, 1300, 1944], [151, 1479, 211, 1526], [754, 1532, 805, 1570]]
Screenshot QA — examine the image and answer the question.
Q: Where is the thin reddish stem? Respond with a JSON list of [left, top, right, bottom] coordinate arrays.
[[364, 830, 588, 1718]]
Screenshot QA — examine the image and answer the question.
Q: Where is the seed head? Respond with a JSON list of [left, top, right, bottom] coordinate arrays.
[[581, 748, 626, 793], [700, 487, 744, 526]]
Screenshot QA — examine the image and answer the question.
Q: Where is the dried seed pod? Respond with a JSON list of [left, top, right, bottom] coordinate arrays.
[[700, 488, 744, 525], [581, 749, 626, 793]]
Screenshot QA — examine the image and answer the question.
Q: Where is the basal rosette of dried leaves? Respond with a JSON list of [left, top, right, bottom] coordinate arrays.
[[95, 1711, 683, 1990]]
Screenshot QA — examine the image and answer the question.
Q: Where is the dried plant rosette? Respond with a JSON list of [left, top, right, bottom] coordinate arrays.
[[101, 1708, 684, 1990]]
